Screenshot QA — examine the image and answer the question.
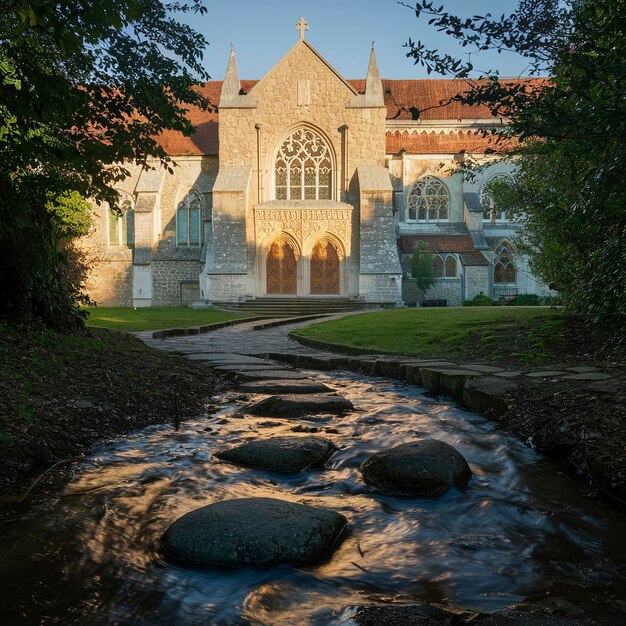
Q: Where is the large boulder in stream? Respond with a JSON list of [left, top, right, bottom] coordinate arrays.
[[161, 497, 347, 567], [245, 393, 353, 417], [361, 439, 471, 497], [214, 435, 337, 473]]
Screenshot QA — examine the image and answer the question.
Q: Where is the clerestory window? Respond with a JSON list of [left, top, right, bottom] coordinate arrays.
[[407, 176, 449, 222], [481, 174, 512, 223], [275, 128, 332, 201]]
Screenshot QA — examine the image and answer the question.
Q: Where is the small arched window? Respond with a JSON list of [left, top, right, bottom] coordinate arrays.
[[275, 128, 332, 201], [176, 189, 203, 246], [407, 177, 449, 222], [494, 241, 516, 283], [481, 174, 511, 223], [108, 192, 134, 246], [433, 254, 457, 278]]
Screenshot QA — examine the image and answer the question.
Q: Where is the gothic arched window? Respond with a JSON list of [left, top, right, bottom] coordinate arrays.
[[407, 176, 449, 222], [176, 189, 203, 246], [433, 254, 457, 278], [108, 192, 134, 246], [494, 240, 516, 283], [481, 174, 512, 223], [275, 128, 332, 201]]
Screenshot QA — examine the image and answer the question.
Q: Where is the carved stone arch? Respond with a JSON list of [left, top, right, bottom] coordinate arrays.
[[303, 230, 346, 260], [259, 229, 302, 261], [269, 123, 337, 201], [260, 231, 301, 295]]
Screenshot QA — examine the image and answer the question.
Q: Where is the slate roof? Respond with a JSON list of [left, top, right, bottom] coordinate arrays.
[[156, 78, 542, 157]]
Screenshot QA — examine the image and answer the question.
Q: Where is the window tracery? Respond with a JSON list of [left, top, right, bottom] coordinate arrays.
[[481, 174, 512, 223], [494, 241, 516, 283], [407, 177, 449, 222], [275, 128, 332, 201]]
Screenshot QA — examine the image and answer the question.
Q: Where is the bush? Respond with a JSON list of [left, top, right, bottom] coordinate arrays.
[[506, 294, 541, 306], [463, 295, 494, 307]]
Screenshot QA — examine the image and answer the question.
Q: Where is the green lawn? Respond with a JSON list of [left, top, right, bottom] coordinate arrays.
[[293, 307, 565, 364], [84, 307, 248, 332]]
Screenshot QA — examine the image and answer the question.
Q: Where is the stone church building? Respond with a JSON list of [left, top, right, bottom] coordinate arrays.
[[82, 20, 550, 308]]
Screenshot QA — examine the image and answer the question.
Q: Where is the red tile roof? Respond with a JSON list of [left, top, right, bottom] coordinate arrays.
[[459, 251, 489, 266], [157, 78, 541, 156], [386, 129, 517, 155], [399, 235, 477, 254]]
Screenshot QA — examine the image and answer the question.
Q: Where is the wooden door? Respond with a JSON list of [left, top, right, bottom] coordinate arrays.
[[310, 240, 340, 294], [266, 239, 297, 294]]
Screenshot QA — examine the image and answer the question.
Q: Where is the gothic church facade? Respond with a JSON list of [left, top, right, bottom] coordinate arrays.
[[81, 22, 550, 308]]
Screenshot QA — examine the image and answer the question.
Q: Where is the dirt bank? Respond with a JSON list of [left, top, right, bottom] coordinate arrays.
[[0, 327, 227, 495]]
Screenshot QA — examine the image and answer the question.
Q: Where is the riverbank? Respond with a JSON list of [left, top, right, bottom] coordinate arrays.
[[290, 310, 626, 505], [0, 326, 227, 495]]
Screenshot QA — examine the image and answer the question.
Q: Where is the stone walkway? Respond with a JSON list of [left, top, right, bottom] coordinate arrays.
[[136, 313, 354, 357]]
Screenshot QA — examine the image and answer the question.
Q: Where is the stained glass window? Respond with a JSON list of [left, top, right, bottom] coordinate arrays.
[[275, 128, 333, 201]]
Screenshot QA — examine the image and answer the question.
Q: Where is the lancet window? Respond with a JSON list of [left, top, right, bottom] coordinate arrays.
[[494, 241, 516, 283], [108, 192, 134, 246], [407, 177, 449, 222], [176, 189, 202, 246], [275, 128, 332, 201]]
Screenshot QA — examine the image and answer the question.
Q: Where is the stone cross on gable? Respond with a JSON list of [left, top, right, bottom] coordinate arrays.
[[296, 17, 309, 40]]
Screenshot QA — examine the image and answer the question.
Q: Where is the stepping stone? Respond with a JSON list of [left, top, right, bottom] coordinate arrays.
[[238, 380, 334, 395], [494, 371, 523, 378], [161, 497, 346, 567], [463, 377, 517, 417], [215, 435, 337, 473], [361, 439, 472, 497], [236, 370, 308, 382], [567, 366, 600, 373], [245, 393, 354, 417], [562, 372, 612, 381], [212, 364, 285, 372], [461, 364, 505, 373], [527, 370, 568, 378]]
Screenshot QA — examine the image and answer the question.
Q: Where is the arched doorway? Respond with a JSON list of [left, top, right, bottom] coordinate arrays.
[[310, 239, 340, 295], [266, 238, 297, 294]]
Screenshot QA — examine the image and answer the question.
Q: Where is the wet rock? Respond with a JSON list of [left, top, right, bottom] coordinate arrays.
[[215, 435, 336, 472], [236, 370, 307, 382], [291, 424, 320, 433], [244, 394, 353, 417], [238, 380, 334, 395], [361, 439, 471, 497], [463, 377, 517, 418], [161, 497, 346, 567]]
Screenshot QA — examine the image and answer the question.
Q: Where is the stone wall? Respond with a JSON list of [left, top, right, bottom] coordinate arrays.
[[152, 260, 203, 306], [464, 266, 489, 301]]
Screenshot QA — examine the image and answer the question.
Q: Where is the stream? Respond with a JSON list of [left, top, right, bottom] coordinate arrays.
[[1, 370, 625, 625]]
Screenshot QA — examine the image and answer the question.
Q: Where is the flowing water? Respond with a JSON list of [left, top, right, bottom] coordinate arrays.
[[1, 370, 625, 625]]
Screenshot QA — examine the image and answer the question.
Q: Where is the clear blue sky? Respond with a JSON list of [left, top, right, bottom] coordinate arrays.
[[180, 0, 529, 81]]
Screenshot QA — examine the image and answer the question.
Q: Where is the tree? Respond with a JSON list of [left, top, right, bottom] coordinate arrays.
[[403, 0, 626, 320], [410, 240, 435, 297], [0, 1, 210, 329]]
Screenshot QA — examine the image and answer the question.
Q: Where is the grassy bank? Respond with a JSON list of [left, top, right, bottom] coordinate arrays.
[[294, 307, 566, 364], [0, 327, 226, 494], [84, 306, 248, 332]]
